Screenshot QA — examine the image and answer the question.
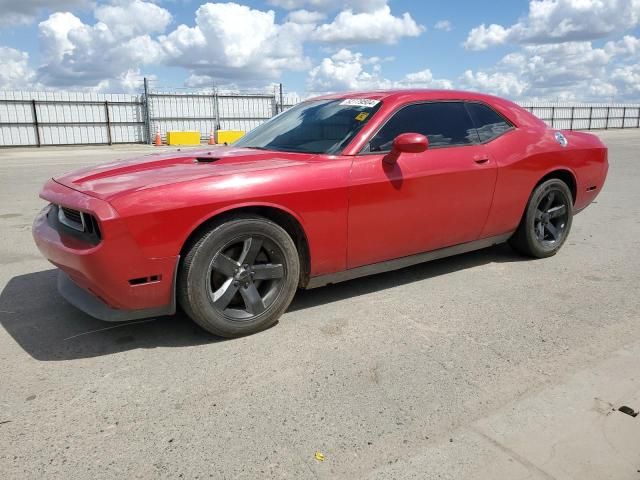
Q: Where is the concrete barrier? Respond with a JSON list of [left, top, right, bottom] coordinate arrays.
[[166, 131, 201, 145], [217, 130, 245, 144]]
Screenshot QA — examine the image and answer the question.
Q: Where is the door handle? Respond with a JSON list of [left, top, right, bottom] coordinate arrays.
[[474, 156, 490, 165]]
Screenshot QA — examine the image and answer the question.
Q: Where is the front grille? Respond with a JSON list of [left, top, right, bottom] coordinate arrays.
[[61, 207, 82, 225], [51, 205, 102, 245], [59, 207, 84, 231]]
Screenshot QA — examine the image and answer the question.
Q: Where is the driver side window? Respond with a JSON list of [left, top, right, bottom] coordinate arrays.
[[367, 102, 479, 153]]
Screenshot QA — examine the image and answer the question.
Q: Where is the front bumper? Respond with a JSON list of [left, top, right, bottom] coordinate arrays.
[[33, 181, 179, 321], [58, 270, 176, 322]]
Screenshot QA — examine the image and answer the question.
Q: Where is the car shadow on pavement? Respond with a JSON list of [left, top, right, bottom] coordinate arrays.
[[1, 243, 528, 361], [289, 243, 528, 312], [0, 269, 220, 361]]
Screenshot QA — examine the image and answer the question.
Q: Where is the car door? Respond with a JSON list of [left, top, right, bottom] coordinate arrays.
[[347, 101, 498, 269]]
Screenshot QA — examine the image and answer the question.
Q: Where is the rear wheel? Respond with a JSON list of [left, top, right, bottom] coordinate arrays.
[[178, 215, 300, 337], [509, 178, 573, 258]]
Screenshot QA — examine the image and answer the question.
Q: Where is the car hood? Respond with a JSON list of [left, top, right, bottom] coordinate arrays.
[[54, 146, 315, 201]]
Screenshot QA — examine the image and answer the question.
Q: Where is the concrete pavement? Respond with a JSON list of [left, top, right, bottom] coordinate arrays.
[[0, 131, 639, 479]]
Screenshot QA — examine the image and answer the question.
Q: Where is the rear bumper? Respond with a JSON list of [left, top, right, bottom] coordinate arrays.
[[33, 183, 179, 319], [574, 146, 609, 213]]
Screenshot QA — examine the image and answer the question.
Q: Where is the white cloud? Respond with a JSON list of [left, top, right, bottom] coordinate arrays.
[[38, 11, 86, 61], [89, 69, 158, 93], [434, 20, 452, 31], [0, 0, 88, 26], [460, 39, 640, 100], [3, 0, 637, 101], [460, 70, 528, 97], [604, 34, 640, 57], [33, 1, 316, 90], [268, 0, 387, 13], [307, 49, 374, 91], [502, 42, 610, 80], [398, 70, 453, 89], [612, 65, 640, 94], [184, 74, 218, 88], [0, 47, 36, 89], [313, 5, 424, 44], [94, 0, 172, 38], [465, 0, 640, 50], [37, 3, 167, 90], [587, 78, 618, 98], [114, 69, 156, 92], [464, 24, 509, 50], [159, 2, 312, 83], [461, 1, 640, 100], [307, 49, 451, 92], [287, 9, 326, 24]]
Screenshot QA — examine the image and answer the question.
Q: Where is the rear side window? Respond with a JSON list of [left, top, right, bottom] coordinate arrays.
[[367, 102, 479, 152], [465, 102, 513, 143]]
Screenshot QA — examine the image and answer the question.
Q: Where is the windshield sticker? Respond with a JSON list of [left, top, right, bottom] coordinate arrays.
[[340, 98, 380, 108], [355, 112, 370, 122]]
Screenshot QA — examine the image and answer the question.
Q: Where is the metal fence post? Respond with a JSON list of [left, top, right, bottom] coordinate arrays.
[[271, 89, 277, 117], [104, 101, 112, 145], [213, 89, 221, 138], [550, 106, 555, 128], [143, 77, 152, 144], [588, 106, 593, 130], [31, 99, 41, 147], [637, 107, 640, 128], [605, 106, 610, 129], [279, 83, 284, 115], [569, 106, 574, 131], [622, 106, 627, 129]]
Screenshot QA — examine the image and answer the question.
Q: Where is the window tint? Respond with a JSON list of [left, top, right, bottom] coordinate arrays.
[[235, 99, 382, 154], [465, 102, 512, 142], [368, 102, 478, 152]]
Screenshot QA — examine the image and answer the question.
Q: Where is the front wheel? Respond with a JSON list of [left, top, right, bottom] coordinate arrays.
[[178, 215, 300, 338], [509, 178, 573, 258]]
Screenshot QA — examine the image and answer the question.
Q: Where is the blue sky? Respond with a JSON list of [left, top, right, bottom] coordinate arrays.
[[0, 1, 639, 101]]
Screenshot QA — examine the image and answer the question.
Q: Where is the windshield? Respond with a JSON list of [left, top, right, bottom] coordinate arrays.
[[234, 98, 383, 155]]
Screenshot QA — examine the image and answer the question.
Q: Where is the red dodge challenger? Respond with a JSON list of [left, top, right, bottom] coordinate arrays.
[[33, 90, 608, 337]]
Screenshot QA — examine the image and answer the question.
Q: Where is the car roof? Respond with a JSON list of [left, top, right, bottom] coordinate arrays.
[[309, 89, 545, 131], [310, 89, 507, 105]]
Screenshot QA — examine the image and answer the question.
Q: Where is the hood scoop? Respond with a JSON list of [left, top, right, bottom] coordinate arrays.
[[195, 155, 220, 163]]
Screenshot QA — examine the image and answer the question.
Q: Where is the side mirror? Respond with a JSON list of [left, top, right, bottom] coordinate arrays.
[[384, 133, 428, 164]]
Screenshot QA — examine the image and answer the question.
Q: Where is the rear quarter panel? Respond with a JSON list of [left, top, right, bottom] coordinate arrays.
[[481, 127, 608, 238]]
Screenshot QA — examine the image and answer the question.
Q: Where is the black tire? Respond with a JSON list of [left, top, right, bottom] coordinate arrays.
[[178, 215, 300, 338], [509, 178, 573, 258]]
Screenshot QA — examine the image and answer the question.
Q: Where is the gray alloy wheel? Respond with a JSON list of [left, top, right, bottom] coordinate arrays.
[[509, 178, 574, 258], [206, 235, 286, 320], [178, 215, 300, 338]]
